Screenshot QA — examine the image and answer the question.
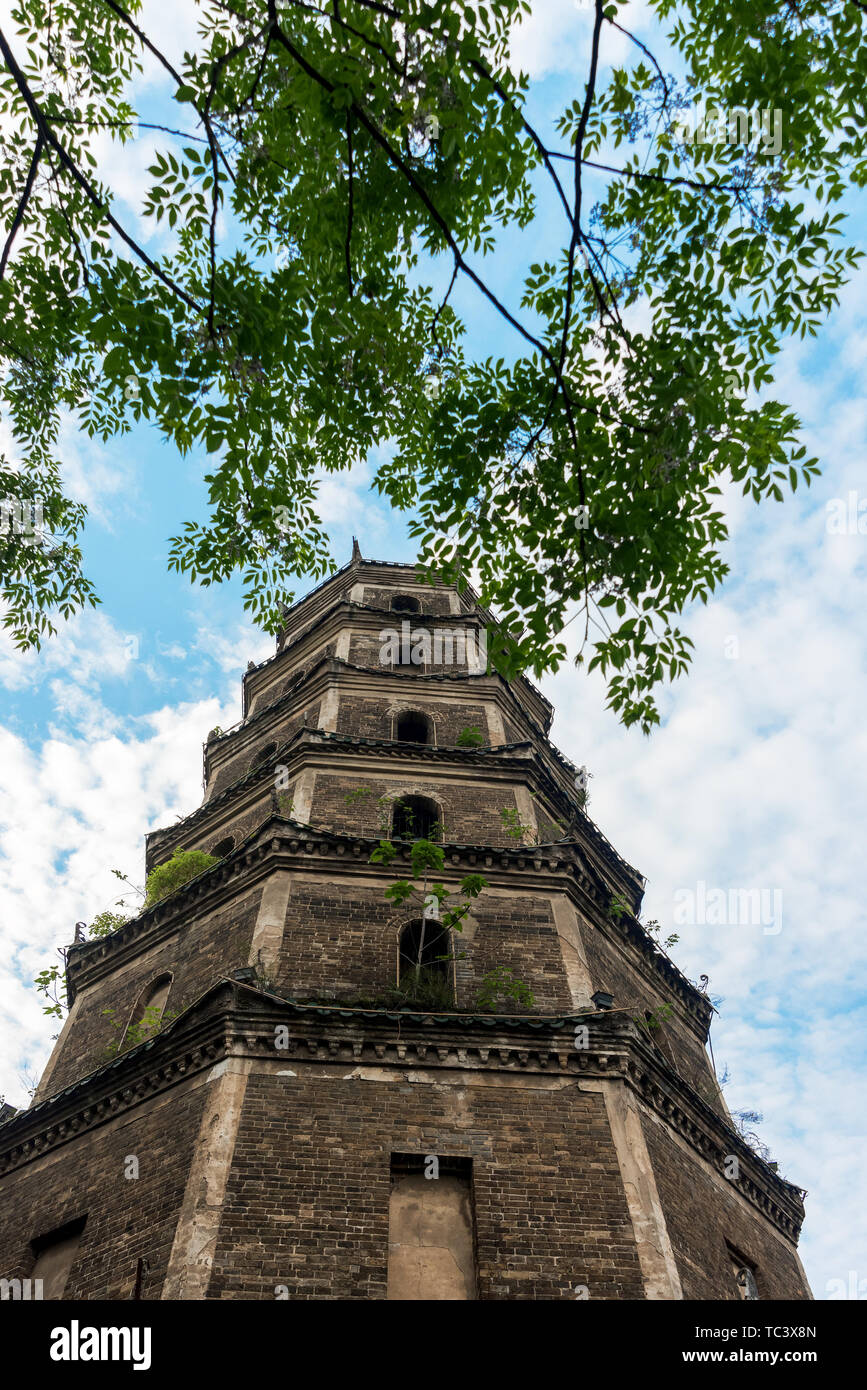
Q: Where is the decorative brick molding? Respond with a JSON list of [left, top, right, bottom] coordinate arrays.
[[0, 984, 802, 1243], [68, 816, 709, 1031]]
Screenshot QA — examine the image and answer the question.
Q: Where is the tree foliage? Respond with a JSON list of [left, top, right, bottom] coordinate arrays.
[[1, 1, 866, 726]]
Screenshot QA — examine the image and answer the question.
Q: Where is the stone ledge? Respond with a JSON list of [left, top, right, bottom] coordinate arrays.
[[66, 815, 709, 1030], [0, 985, 803, 1243]]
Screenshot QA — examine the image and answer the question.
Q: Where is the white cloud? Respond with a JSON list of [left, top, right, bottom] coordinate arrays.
[[134, 0, 210, 88], [190, 619, 273, 676], [508, 0, 655, 80], [0, 691, 234, 1107], [0, 609, 139, 695]]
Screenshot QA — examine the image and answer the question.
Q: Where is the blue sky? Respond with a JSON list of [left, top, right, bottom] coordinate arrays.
[[1, 0, 865, 1300]]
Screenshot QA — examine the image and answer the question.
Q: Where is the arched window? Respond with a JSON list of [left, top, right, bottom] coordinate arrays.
[[391, 594, 420, 614], [395, 711, 432, 745], [728, 1245, 760, 1300], [122, 974, 173, 1047], [251, 741, 277, 770], [392, 795, 440, 842], [211, 836, 235, 858], [398, 919, 451, 987]]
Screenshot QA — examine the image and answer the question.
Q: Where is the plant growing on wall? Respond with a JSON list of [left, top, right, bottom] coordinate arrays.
[[34, 903, 133, 1018], [645, 918, 680, 952], [345, 786, 447, 843], [144, 849, 219, 907], [371, 836, 484, 932], [634, 1002, 675, 1032], [347, 784, 538, 1010], [500, 805, 572, 846], [609, 895, 679, 953], [101, 1004, 179, 1058], [88, 910, 131, 939], [500, 806, 535, 844], [455, 725, 485, 748], [731, 1108, 773, 1164], [370, 836, 484, 1007], [33, 960, 70, 1020], [474, 967, 535, 1013]]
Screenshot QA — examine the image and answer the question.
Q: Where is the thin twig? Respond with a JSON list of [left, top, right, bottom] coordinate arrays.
[[345, 109, 355, 295], [0, 135, 43, 278], [0, 25, 202, 312], [430, 257, 458, 353]]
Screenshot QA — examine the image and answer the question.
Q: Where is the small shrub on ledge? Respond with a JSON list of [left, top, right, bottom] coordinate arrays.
[[455, 725, 485, 748], [474, 967, 535, 1013], [145, 849, 219, 907]]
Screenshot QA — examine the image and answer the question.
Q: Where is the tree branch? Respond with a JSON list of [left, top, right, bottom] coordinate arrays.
[[605, 17, 671, 109], [0, 25, 202, 312], [576, 153, 747, 196], [467, 60, 574, 230], [0, 135, 43, 279], [345, 109, 355, 295], [430, 258, 458, 354], [46, 115, 210, 144], [43, 147, 91, 288], [266, 9, 560, 375], [286, 0, 404, 79]]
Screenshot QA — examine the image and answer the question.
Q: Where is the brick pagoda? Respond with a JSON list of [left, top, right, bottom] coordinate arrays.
[[0, 546, 812, 1300]]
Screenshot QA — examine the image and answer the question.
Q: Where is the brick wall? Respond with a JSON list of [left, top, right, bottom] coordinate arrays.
[[459, 896, 571, 1013], [335, 695, 492, 745], [275, 882, 394, 998], [207, 1070, 644, 1300], [348, 628, 484, 676], [311, 771, 524, 847], [533, 800, 569, 841], [273, 881, 570, 1010], [208, 712, 318, 799], [362, 585, 454, 616], [641, 1112, 810, 1299], [0, 1082, 207, 1299], [45, 892, 260, 1096]]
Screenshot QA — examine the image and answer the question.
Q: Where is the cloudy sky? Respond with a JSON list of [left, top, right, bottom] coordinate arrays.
[[0, 1, 864, 1301]]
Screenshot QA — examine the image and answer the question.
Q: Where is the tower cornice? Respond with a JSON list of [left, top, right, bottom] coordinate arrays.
[[155, 718, 643, 907], [72, 813, 709, 1032], [199, 649, 636, 892], [0, 984, 805, 1244]]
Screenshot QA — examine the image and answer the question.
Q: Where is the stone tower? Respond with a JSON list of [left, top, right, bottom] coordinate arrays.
[[0, 549, 811, 1300]]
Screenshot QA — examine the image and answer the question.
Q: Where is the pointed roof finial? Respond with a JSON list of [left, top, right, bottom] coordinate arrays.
[[351, 537, 362, 561]]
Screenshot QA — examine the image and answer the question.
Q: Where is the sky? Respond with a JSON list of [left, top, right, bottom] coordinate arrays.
[[0, 0, 865, 1301]]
